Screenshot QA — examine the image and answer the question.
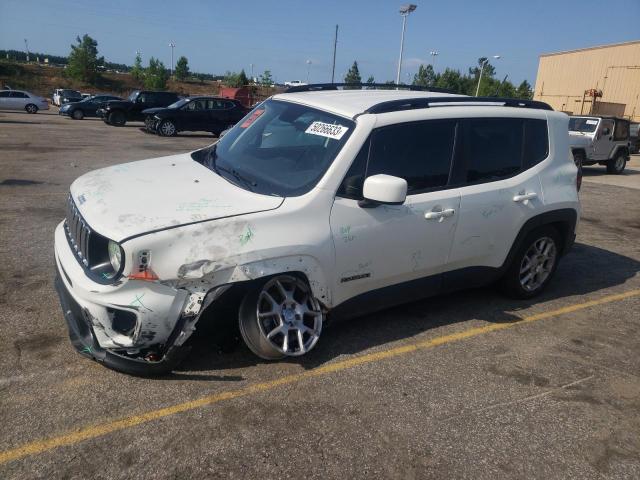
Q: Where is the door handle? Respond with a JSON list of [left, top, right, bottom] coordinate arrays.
[[513, 192, 537, 203], [425, 208, 455, 220]]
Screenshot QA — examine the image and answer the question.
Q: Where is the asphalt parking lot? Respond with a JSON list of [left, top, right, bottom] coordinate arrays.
[[1, 108, 639, 479]]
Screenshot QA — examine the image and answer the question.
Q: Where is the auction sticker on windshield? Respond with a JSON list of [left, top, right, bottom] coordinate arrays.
[[586, 120, 598, 125], [305, 121, 349, 140], [240, 109, 265, 128]]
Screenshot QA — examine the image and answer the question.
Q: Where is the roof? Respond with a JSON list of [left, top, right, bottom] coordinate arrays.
[[272, 90, 463, 118], [540, 39, 640, 58]]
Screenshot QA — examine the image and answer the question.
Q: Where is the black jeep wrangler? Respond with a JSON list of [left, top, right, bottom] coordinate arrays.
[[97, 90, 179, 126]]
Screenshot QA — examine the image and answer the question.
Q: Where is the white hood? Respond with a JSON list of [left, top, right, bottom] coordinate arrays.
[[69, 153, 283, 242]]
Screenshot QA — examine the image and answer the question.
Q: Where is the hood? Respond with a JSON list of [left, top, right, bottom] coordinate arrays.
[[69, 153, 284, 242], [142, 107, 168, 115]]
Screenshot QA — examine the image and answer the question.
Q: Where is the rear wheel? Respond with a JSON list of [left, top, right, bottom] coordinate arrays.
[[25, 104, 38, 114], [499, 226, 561, 299], [108, 111, 126, 126], [606, 151, 626, 174], [239, 275, 324, 360], [72, 109, 84, 120], [158, 119, 177, 137]]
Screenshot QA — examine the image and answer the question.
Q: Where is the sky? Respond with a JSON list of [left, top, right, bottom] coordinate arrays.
[[1, 0, 639, 86]]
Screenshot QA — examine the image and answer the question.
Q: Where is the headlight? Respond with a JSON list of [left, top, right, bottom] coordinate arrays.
[[108, 240, 123, 273]]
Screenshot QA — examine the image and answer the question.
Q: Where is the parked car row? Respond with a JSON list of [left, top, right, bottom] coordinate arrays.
[[58, 94, 123, 119]]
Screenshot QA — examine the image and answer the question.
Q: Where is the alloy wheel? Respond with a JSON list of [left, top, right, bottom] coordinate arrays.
[[243, 276, 323, 357], [519, 236, 557, 292]]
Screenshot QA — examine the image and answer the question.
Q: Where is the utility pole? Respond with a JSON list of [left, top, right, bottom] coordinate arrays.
[[24, 39, 30, 63], [331, 24, 338, 83], [168, 42, 176, 76], [306, 59, 312, 83]]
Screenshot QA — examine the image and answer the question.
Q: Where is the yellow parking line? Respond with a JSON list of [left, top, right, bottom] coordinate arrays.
[[1, 288, 639, 466]]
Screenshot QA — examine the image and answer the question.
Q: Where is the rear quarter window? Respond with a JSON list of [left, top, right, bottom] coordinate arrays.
[[523, 119, 549, 169]]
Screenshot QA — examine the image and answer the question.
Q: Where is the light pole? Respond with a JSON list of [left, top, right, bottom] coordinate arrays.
[[396, 4, 417, 85], [250, 63, 254, 83], [306, 59, 312, 83], [168, 42, 176, 76], [475, 55, 500, 96], [24, 39, 30, 63], [430, 50, 439, 70]]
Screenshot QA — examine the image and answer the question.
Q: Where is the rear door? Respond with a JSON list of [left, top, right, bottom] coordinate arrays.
[[9, 91, 28, 109], [330, 119, 461, 306], [447, 118, 548, 282], [205, 99, 232, 133]]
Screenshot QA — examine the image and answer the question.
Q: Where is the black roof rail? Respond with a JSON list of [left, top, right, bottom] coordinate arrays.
[[364, 96, 554, 114], [284, 82, 454, 94]]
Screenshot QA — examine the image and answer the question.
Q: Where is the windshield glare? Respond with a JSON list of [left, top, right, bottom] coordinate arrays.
[[195, 99, 355, 196], [569, 117, 599, 133], [128, 91, 139, 102]]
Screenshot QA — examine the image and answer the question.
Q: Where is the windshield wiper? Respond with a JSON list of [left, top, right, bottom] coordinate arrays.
[[206, 145, 258, 191]]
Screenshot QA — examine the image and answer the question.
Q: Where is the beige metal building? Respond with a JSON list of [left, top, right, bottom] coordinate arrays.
[[533, 40, 640, 121]]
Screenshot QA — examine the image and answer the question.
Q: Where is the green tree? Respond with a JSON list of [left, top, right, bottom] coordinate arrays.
[[515, 80, 533, 99], [66, 34, 101, 83], [259, 70, 274, 86], [365, 75, 375, 84], [144, 57, 169, 90], [174, 56, 189, 81], [413, 64, 436, 87], [225, 69, 249, 87], [131, 52, 143, 82], [344, 61, 361, 89]]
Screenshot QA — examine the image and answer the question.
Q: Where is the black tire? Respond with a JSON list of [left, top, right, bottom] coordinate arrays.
[[499, 226, 561, 299], [25, 104, 38, 114], [606, 151, 627, 174], [72, 109, 84, 120], [158, 119, 177, 137], [108, 111, 126, 126]]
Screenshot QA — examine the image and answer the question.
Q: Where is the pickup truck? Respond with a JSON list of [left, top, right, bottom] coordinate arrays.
[[97, 90, 180, 126]]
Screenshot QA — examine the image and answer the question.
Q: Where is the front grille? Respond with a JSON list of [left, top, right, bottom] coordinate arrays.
[[65, 195, 91, 267]]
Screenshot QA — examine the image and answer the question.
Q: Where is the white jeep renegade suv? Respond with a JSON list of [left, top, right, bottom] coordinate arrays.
[[54, 85, 580, 375]]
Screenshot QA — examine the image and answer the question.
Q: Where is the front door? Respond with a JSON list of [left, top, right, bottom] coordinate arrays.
[[593, 119, 615, 160], [330, 119, 461, 306]]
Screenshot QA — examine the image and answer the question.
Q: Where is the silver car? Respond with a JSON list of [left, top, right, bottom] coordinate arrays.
[[0, 89, 49, 113]]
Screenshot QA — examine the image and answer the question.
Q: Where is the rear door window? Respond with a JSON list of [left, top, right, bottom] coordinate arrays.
[[10, 92, 28, 98], [462, 118, 523, 183], [614, 120, 629, 141]]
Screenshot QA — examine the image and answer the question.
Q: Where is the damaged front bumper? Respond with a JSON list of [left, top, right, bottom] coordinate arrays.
[[53, 221, 219, 376]]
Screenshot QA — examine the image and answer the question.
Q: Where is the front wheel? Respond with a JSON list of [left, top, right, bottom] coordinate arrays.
[[158, 119, 177, 137], [239, 275, 324, 360], [499, 226, 561, 299], [25, 104, 38, 114], [606, 152, 626, 174]]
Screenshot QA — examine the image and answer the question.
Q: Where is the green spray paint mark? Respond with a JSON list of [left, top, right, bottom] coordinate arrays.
[[239, 226, 254, 246]]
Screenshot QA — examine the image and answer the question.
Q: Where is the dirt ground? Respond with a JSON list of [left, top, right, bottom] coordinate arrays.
[[1, 108, 639, 479]]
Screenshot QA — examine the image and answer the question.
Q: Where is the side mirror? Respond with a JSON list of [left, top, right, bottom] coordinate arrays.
[[359, 174, 407, 208]]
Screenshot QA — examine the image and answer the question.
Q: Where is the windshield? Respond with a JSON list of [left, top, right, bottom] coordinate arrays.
[[128, 91, 139, 102], [63, 89, 80, 97], [194, 99, 355, 196], [569, 117, 599, 133], [168, 99, 189, 109]]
